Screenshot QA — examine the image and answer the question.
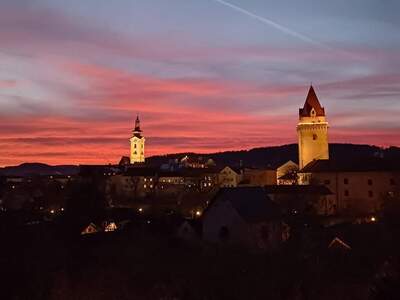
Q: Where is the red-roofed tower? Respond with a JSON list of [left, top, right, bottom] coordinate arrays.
[[297, 86, 329, 169]]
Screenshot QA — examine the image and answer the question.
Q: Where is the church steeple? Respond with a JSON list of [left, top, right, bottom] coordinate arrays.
[[135, 115, 141, 131], [133, 115, 142, 138], [299, 85, 325, 118], [130, 115, 145, 164]]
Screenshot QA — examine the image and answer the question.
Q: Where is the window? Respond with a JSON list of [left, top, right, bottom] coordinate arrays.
[[313, 134, 318, 140], [368, 190, 373, 197], [134, 144, 137, 148], [344, 190, 349, 197], [368, 179, 373, 186], [390, 178, 396, 185], [344, 178, 349, 185], [324, 179, 330, 185]]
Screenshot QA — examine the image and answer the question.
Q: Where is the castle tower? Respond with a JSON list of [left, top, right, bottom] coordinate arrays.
[[297, 86, 329, 169], [130, 115, 145, 164]]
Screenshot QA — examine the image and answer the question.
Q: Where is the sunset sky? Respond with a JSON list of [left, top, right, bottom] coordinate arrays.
[[1, 0, 399, 166]]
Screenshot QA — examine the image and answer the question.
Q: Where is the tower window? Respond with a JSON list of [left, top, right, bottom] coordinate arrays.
[[134, 144, 137, 148], [368, 179, 373, 186], [344, 190, 349, 197], [313, 134, 318, 140], [310, 108, 316, 117], [344, 178, 349, 184], [368, 191, 373, 197]]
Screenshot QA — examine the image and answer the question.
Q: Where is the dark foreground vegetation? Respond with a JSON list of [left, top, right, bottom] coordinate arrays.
[[2, 210, 400, 300]]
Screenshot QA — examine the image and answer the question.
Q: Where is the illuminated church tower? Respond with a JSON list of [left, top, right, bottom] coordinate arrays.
[[297, 86, 329, 169], [130, 115, 145, 164]]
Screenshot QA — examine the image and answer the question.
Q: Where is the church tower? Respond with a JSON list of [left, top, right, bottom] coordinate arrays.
[[130, 115, 145, 164], [297, 86, 329, 169]]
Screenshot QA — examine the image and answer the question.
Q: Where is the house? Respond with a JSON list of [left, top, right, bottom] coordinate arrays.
[[202, 187, 283, 251], [264, 185, 333, 216], [298, 158, 400, 216], [106, 167, 158, 199], [81, 223, 100, 235], [276, 160, 299, 185], [218, 166, 243, 187], [176, 219, 202, 242], [241, 167, 277, 186]]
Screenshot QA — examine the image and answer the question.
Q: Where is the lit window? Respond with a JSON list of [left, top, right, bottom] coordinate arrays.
[[313, 134, 318, 140], [144, 184, 147, 188]]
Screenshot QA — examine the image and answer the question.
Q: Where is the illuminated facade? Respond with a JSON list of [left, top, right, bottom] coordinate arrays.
[[130, 116, 145, 164], [297, 86, 329, 169]]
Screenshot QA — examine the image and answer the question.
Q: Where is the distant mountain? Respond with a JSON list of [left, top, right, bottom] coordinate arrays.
[[0, 163, 79, 177], [147, 143, 400, 168]]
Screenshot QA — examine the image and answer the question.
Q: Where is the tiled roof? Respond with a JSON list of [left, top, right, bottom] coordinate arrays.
[[299, 85, 325, 117], [300, 158, 400, 173], [208, 187, 281, 223], [264, 184, 332, 195]]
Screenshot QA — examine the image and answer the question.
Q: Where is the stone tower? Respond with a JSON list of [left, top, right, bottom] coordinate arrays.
[[130, 115, 145, 164], [297, 86, 329, 169]]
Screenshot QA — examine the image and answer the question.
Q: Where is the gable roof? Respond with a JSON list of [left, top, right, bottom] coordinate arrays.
[[265, 184, 332, 195], [300, 158, 400, 173], [209, 187, 281, 223], [299, 85, 325, 117]]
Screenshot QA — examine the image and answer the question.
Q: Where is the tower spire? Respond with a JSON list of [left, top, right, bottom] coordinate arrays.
[[130, 115, 145, 164], [135, 115, 141, 131], [299, 85, 325, 117]]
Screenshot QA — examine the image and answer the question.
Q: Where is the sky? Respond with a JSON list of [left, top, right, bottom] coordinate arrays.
[[0, 0, 399, 166]]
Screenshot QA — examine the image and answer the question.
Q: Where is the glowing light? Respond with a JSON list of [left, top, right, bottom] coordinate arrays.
[[196, 210, 201, 216], [105, 222, 117, 232], [138, 208, 143, 212], [50, 209, 55, 214], [371, 216, 376, 222]]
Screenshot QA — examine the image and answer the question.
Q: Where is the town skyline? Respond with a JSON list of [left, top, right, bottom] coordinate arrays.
[[1, 0, 400, 166]]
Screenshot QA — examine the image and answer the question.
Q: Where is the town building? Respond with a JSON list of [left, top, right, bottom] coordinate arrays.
[[218, 166, 243, 187], [298, 158, 400, 216], [264, 185, 332, 216], [241, 167, 277, 186], [297, 86, 329, 169], [130, 115, 145, 164], [277, 160, 299, 185], [202, 187, 284, 251]]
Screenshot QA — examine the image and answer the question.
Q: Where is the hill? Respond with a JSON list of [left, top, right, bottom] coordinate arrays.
[[0, 163, 79, 177], [147, 143, 400, 168]]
